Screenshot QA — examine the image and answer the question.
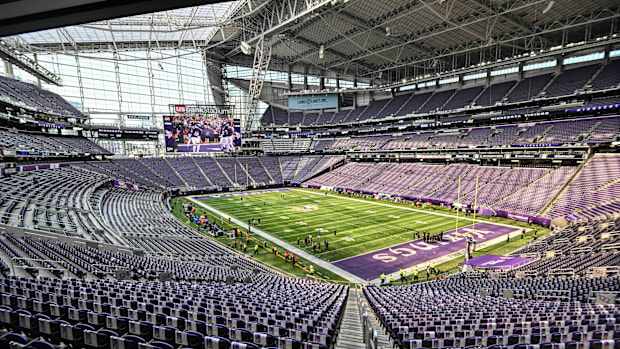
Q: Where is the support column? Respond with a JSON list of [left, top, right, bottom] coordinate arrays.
[[3, 59, 14, 78], [303, 65, 308, 90], [33, 54, 41, 88], [112, 51, 123, 114], [147, 50, 155, 116], [75, 55, 86, 113], [287, 64, 292, 92], [246, 37, 273, 131], [204, 58, 227, 106], [175, 49, 185, 104]]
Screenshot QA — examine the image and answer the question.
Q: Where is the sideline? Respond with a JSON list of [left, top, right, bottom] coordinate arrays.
[[188, 197, 365, 283]]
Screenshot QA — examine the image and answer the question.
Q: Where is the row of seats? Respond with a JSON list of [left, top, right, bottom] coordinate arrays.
[[261, 60, 620, 127], [0, 275, 347, 349]]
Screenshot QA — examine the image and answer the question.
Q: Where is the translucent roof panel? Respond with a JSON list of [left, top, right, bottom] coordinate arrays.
[[13, 1, 240, 45]]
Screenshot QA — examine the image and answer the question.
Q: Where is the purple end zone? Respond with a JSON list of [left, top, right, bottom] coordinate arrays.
[[332, 222, 519, 280], [195, 188, 292, 199]]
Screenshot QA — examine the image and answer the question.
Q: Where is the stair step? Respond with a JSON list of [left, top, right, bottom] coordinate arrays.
[[334, 290, 365, 349]]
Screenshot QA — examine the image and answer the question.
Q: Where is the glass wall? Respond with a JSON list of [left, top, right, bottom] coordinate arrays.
[[9, 50, 364, 131], [13, 49, 209, 126]]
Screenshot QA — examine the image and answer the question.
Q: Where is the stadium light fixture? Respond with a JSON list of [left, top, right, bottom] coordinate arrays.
[[240, 41, 252, 55], [542, 0, 554, 14], [319, 45, 325, 59]]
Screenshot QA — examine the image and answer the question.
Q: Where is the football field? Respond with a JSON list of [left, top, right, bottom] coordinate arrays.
[[192, 188, 523, 280]]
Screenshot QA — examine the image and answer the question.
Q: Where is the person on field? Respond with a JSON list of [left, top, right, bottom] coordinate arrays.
[[380, 273, 385, 284]]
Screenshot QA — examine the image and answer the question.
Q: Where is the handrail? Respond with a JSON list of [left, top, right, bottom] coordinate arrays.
[[356, 288, 380, 349], [536, 289, 572, 301]]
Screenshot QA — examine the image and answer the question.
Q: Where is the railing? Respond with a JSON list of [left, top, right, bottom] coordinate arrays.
[[10, 257, 69, 276], [549, 268, 574, 276], [587, 266, 620, 277], [500, 288, 526, 299], [570, 246, 593, 254], [602, 243, 620, 251], [536, 289, 572, 301], [356, 286, 380, 349]]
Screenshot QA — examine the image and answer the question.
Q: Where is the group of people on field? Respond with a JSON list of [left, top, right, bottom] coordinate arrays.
[[380, 260, 445, 285]]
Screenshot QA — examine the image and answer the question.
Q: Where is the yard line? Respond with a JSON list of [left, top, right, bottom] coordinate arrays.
[[199, 192, 457, 247], [272, 211, 446, 245], [277, 213, 447, 243], [206, 197, 411, 226], [246, 204, 440, 239], [255, 204, 411, 225], [316, 218, 467, 259], [293, 188, 523, 231], [188, 197, 364, 283]]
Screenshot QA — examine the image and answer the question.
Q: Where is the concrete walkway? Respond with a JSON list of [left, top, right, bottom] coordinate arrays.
[[188, 197, 365, 283]]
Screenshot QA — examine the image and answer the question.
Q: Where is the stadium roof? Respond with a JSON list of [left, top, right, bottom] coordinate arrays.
[[3, 0, 620, 84], [13, 2, 242, 46]]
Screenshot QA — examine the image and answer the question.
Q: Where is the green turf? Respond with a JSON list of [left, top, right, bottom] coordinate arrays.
[[195, 188, 520, 262], [170, 188, 551, 283], [170, 197, 349, 282]]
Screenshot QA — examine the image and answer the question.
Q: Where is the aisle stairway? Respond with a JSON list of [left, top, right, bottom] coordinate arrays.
[[335, 289, 392, 349], [335, 289, 365, 349], [360, 290, 392, 349]]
